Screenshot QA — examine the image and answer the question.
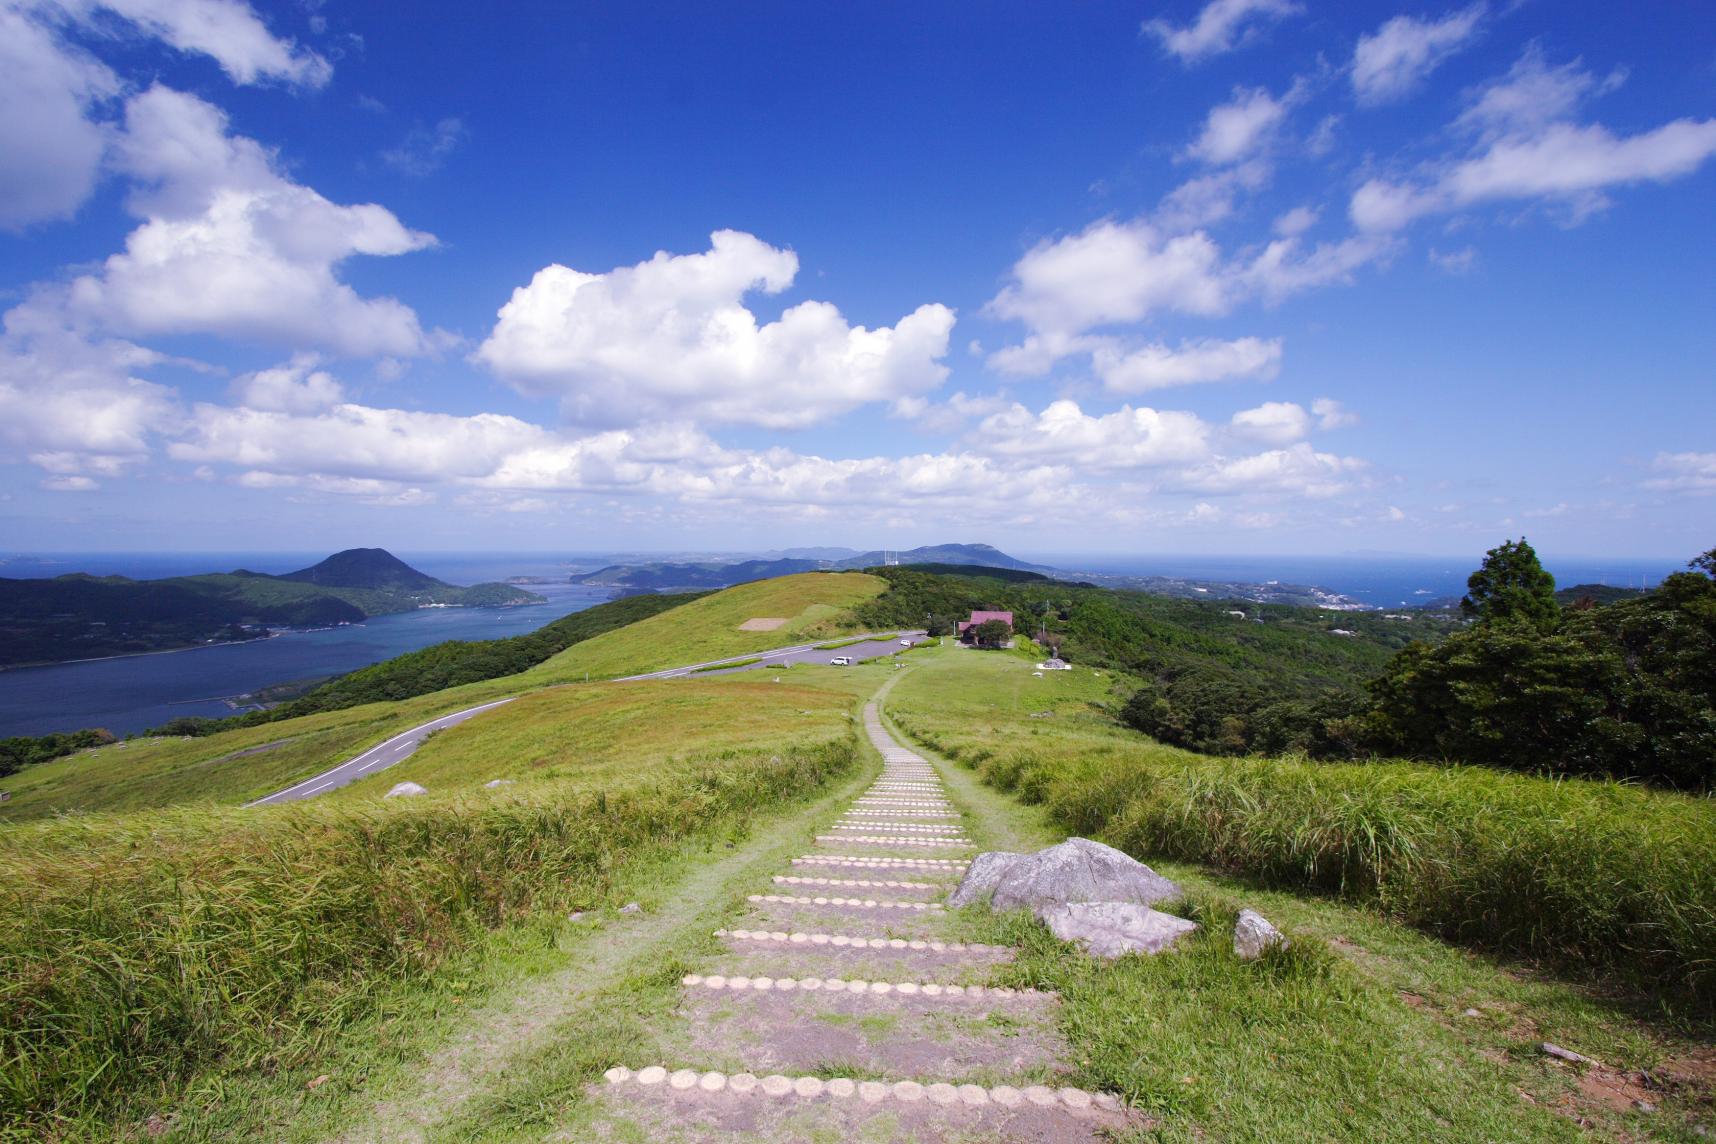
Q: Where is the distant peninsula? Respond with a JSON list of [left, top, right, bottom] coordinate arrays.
[[0, 549, 544, 668], [570, 542, 1054, 590]]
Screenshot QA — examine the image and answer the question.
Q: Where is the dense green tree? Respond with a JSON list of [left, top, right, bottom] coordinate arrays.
[[970, 618, 1013, 648], [1460, 537, 1560, 630]]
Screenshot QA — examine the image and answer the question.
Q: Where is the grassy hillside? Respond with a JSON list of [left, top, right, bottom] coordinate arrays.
[[324, 675, 863, 798], [0, 684, 862, 1134], [531, 571, 886, 679], [886, 643, 1716, 1011]]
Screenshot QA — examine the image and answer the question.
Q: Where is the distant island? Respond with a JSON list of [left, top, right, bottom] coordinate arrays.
[[568, 541, 1366, 608], [0, 548, 544, 668], [569, 542, 1056, 590]]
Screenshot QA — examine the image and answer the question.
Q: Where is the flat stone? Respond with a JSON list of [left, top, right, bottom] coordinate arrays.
[[482, 779, 513, 788], [728, 1072, 758, 1094], [383, 781, 428, 798], [1233, 908, 1288, 960], [990, 837, 1181, 913], [1042, 899, 1198, 958]]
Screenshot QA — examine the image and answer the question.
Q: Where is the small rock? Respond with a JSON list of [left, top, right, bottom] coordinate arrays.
[[384, 782, 427, 799], [1463, 1008, 1483, 1018], [1041, 900, 1197, 958], [1634, 1100, 1657, 1114], [618, 902, 642, 915], [947, 851, 1026, 908], [483, 779, 513, 789], [990, 837, 1181, 913], [1232, 908, 1287, 960], [567, 911, 586, 922]]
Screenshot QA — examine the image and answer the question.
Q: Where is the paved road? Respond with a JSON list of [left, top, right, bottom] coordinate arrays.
[[245, 698, 515, 806], [248, 631, 927, 807], [619, 630, 929, 680]]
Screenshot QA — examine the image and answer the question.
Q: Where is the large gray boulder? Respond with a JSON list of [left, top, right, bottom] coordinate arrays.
[[989, 837, 1181, 913], [947, 851, 1026, 908], [1232, 908, 1287, 960], [1041, 901, 1198, 958], [384, 781, 428, 799]]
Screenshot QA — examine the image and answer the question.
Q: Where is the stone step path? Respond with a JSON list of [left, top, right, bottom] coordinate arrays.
[[588, 699, 1132, 1140]]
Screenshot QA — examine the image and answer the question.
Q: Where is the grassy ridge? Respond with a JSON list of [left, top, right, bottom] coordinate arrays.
[[888, 645, 1716, 1010], [534, 572, 885, 679], [0, 730, 858, 1132]]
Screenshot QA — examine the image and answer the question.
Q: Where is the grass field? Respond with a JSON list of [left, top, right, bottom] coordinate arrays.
[[528, 572, 884, 679], [0, 663, 877, 1135], [887, 643, 1716, 1012], [0, 575, 883, 822]]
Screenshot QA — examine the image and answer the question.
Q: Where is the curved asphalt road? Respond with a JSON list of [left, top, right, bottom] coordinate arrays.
[[244, 698, 515, 806], [247, 630, 926, 807]]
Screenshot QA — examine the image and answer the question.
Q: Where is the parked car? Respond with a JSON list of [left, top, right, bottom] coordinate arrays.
[[899, 638, 913, 646], [829, 656, 853, 666]]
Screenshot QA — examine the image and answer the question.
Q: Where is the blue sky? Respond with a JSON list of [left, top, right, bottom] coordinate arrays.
[[1, 0, 1712, 559]]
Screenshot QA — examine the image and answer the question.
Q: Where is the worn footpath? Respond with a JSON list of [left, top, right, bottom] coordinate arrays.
[[585, 701, 1136, 1141]]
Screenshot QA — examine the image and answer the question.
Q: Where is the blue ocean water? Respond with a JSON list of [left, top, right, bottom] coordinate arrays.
[[1039, 553, 1685, 609], [0, 571, 611, 737]]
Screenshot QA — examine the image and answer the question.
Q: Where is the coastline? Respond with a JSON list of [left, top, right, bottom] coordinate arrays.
[[0, 631, 288, 673]]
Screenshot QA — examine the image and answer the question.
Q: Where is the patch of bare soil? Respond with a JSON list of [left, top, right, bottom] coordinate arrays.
[[738, 618, 789, 631]]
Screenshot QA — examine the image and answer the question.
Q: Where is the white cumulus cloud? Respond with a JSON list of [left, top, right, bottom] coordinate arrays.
[[1230, 400, 1311, 444], [1352, 50, 1716, 233], [974, 399, 1213, 470], [1091, 337, 1282, 392], [475, 230, 955, 429], [1644, 452, 1716, 494], [1145, 0, 1302, 64], [1188, 84, 1298, 165], [1352, 5, 1485, 106], [60, 86, 439, 356]]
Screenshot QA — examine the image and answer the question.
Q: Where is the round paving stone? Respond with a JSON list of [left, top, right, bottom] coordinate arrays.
[[698, 1072, 726, 1092], [858, 1081, 889, 1103], [827, 1078, 857, 1098], [636, 1066, 667, 1086], [793, 1076, 825, 1098], [957, 1084, 990, 1106], [668, 1069, 698, 1090], [1023, 1085, 1057, 1106], [990, 1085, 1023, 1108], [926, 1082, 959, 1105], [728, 1073, 759, 1094], [892, 1081, 925, 1103], [761, 1075, 793, 1097]]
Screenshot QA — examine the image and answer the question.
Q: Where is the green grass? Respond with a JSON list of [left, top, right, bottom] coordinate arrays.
[[881, 676, 1715, 1141], [530, 572, 885, 679], [0, 688, 863, 1135], [887, 644, 1716, 1013]]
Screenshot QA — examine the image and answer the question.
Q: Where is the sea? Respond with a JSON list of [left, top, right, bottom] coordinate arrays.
[[0, 553, 613, 738], [0, 550, 1688, 738]]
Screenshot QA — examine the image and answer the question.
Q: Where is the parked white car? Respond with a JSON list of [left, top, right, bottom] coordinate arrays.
[[829, 656, 853, 666], [899, 638, 913, 646]]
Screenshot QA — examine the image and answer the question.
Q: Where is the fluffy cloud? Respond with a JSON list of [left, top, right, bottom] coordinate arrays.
[[1352, 5, 1484, 106], [1644, 452, 1716, 494], [58, 0, 329, 87], [61, 86, 439, 356], [1230, 400, 1311, 444], [974, 400, 1212, 470], [1352, 51, 1716, 232], [1311, 397, 1359, 430], [475, 230, 954, 429], [1145, 0, 1302, 64], [169, 401, 547, 484], [0, 7, 118, 229], [1153, 161, 1273, 231], [0, 305, 180, 480], [1188, 85, 1297, 165], [988, 221, 1228, 340], [1177, 442, 1365, 497], [1237, 232, 1400, 303], [229, 355, 344, 413], [0, 0, 327, 229], [1091, 336, 1282, 392]]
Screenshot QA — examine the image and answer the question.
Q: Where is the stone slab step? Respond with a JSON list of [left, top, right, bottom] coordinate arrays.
[[815, 834, 974, 849], [747, 893, 943, 913], [840, 809, 961, 818], [792, 855, 967, 872], [772, 875, 941, 892], [739, 900, 955, 940], [670, 989, 1067, 1077], [711, 942, 1013, 986], [593, 1068, 1132, 1143], [834, 821, 966, 834], [716, 928, 1007, 955], [681, 973, 1052, 1001]]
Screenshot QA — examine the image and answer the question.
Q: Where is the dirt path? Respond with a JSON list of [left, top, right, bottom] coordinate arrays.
[[585, 699, 1136, 1142]]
